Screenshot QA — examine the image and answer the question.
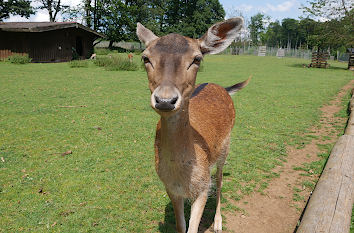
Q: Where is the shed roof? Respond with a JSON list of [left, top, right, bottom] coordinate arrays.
[[0, 22, 104, 37]]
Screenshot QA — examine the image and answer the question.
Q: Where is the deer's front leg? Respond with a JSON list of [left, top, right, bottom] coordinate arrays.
[[187, 190, 208, 233], [167, 190, 186, 233]]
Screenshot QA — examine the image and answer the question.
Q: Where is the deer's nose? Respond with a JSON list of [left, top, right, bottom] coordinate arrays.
[[154, 95, 178, 111], [151, 85, 182, 113]]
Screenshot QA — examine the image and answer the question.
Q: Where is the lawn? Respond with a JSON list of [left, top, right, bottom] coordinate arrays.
[[0, 55, 352, 232]]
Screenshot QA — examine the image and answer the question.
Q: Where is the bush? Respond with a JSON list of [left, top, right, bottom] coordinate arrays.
[[69, 60, 89, 68], [94, 48, 111, 55], [93, 56, 112, 67], [8, 54, 32, 64], [94, 55, 139, 71]]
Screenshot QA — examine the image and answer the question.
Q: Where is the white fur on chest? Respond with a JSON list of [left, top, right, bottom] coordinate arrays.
[[157, 149, 210, 199]]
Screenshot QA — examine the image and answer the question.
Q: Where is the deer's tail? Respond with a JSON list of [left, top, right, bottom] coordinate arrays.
[[225, 75, 252, 96]]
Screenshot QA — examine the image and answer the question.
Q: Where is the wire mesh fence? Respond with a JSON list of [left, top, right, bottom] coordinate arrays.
[[221, 46, 350, 61], [94, 40, 351, 62]]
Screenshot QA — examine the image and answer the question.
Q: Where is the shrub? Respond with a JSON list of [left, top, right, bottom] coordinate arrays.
[[8, 54, 32, 64], [94, 55, 138, 71], [93, 56, 113, 67], [94, 48, 111, 55], [69, 60, 89, 68]]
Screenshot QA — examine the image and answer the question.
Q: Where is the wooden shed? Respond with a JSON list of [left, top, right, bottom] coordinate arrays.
[[0, 22, 103, 62]]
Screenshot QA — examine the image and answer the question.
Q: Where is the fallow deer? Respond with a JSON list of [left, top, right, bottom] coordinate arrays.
[[136, 17, 250, 233], [128, 53, 133, 63]]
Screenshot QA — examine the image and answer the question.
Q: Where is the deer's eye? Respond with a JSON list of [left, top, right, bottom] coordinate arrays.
[[192, 56, 203, 66], [142, 55, 150, 64], [188, 55, 203, 70]]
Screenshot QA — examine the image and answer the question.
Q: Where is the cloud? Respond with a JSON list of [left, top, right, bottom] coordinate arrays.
[[266, 0, 296, 12], [6, 10, 50, 22], [239, 4, 253, 12]]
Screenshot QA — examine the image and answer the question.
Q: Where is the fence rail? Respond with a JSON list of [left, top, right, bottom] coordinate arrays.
[[296, 88, 354, 233]]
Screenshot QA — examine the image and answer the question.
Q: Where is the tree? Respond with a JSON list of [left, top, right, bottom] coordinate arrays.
[[298, 18, 317, 49], [281, 18, 300, 49], [0, 0, 34, 21], [164, 0, 225, 38], [260, 21, 282, 47], [187, 0, 225, 38], [249, 13, 267, 45], [302, 0, 353, 50], [84, 0, 225, 46], [36, 0, 69, 22], [94, 0, 131, 47]]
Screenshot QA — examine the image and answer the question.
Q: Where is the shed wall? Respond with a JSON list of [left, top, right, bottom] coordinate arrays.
[[0, 28, 96, 62]]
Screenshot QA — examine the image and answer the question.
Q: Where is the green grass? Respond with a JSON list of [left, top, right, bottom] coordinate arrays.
[[0, 55, 352, 232], [69, 60, 89, 68]]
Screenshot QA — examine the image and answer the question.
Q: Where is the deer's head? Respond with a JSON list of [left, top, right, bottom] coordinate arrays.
[[137, 18, 243, 117]]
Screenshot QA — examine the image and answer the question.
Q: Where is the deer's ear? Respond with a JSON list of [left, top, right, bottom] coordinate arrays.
[[199, 17, 243, 55], [136, 23, 159, 46]]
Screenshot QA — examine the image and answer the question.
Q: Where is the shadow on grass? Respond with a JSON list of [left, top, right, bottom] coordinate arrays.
[[287, 63, 349, 71], [158, 188, 218, 232]]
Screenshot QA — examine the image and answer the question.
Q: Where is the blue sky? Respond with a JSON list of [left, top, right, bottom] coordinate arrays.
[[5, 0, 310, 22]]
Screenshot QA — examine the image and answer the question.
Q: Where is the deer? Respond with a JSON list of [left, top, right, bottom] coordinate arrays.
[[136, 17, 250, 233], [128, 53, 133, 63]]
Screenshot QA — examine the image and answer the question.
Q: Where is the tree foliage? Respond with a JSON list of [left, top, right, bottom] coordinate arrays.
[[301, 0, 353, 50], [82, 0, 225, 44], [249, 13, 268, 45], [249, 0, 353, 52], [0, 0, 34, 21], [257, 14, 352, 52], [164, 0, 225, 38]]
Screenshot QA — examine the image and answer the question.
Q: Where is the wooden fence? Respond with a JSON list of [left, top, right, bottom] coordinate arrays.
[[310, 52, 329, 68], [348, 51, 354, 71], [297, 89, 354, 233]]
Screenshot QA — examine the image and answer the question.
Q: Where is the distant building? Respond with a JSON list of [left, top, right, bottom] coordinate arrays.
[[0, 22, 103, 62]]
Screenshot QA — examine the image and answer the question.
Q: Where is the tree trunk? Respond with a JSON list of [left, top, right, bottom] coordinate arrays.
[[85, 0, 92, 28], [108, 41, 113, 49]]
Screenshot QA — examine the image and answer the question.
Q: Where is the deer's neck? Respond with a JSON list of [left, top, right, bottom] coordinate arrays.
[[160, 107, 191, 155]]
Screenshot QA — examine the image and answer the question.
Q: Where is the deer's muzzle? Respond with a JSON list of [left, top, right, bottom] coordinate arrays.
[[151, 85, 182, 112]]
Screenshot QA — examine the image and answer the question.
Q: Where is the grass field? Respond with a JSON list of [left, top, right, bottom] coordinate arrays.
[[0, 55, 352, 232]]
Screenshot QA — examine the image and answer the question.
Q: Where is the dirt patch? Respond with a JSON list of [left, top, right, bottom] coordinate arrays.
[[210, 79, 354, 233]]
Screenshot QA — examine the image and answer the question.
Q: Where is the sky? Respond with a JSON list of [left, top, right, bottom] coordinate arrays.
[[222, 0, 308, 21], [5, 0, 310, 23]]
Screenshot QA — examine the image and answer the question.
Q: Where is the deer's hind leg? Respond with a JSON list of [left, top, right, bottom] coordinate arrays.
[[214, 136, 231, 233]]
